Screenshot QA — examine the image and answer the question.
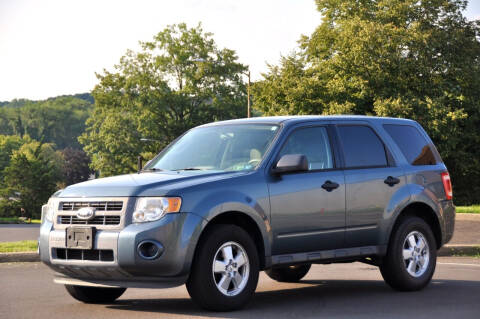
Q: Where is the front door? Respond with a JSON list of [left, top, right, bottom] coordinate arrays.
[[268, 125, 346, 255]]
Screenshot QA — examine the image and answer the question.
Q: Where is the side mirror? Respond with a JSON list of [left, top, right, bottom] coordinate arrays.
[[272, 154, 308, 175]]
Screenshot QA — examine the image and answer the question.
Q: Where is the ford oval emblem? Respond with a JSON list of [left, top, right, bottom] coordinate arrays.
[[77, 207, 95, 220]]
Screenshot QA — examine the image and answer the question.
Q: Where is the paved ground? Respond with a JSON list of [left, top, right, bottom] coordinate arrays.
[[450, 214, 480, 245], [0, 224, 40, 242], [1, 257, 479, 319], [1, 213, 479, 244]]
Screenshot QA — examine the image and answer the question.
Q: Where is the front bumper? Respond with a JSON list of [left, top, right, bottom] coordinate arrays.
[[39, 212, 206, 288]]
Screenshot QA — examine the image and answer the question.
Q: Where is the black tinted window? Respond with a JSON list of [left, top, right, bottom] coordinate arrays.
[[279, 126, 333, 170], [383, 124, 439, 165], [337, 125, 387, 168]]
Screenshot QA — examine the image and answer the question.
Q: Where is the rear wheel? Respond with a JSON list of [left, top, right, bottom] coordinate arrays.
[[265, 264, 311, 282], [65, 285, 126, 303], [186, 224, 259, 311], [380, 216, 437, 291]]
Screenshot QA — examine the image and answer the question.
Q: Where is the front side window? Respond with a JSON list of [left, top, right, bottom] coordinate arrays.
[[278, 126, 333, 170], [337, 125, 387, 168], [147, 124, 279, 172], [383, 124, 440, 165]]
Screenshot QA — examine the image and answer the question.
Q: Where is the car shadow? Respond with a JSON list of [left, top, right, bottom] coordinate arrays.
[[106, 278, 480, 318]]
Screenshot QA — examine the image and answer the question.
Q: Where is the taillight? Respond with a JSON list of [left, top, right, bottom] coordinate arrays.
[[441, 172, 453, 200]]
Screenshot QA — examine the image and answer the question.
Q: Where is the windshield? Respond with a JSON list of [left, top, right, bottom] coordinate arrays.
[[146, 124, 279, 172]]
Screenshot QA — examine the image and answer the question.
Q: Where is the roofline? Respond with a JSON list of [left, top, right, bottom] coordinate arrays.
[[198, 115, 416, 127]]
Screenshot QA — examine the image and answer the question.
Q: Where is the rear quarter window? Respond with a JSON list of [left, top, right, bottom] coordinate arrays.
[[383, 124, 440, 165]]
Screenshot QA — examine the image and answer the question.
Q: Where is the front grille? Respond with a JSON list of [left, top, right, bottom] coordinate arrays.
[[53, 248, 114, 262], [59, 201, 123, 211], [58, 215, 121, 225]]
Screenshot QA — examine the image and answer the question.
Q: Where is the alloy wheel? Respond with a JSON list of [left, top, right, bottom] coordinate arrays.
[[402, 231, 430, 278], [212, 241, 250, 296]]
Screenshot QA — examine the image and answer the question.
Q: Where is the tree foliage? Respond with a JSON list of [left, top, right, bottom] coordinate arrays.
[[0, 94, 94, 216], [61, 148, 93, 186], [0, 135, 29, 178], [0, 95, 92, 149], [0, 136, 93, 217], [80, 23, 248, 176], [0, 141, 63, 218], [253, 0, 480, 204]]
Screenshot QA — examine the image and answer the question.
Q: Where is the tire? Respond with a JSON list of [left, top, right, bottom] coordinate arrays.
[[186, 224, 260, 311], [266, 264, 311, 282], [65, 285, 126, 304], [380, 216, 437, 291]]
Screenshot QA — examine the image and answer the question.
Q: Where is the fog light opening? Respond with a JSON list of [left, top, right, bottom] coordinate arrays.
[[137, 240, 163, 260]]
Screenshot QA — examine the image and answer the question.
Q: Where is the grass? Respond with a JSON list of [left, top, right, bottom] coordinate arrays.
[[0, 240, 37, 253], [452, 246, 480, 258], [454, 253, 480, 258], [0, 217, 41, 224], [456, 205, 480, 214]]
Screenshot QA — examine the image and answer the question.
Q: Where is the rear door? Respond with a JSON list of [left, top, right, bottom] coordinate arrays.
[[268, 123, 346, 255], [335, 123, 405, 247]]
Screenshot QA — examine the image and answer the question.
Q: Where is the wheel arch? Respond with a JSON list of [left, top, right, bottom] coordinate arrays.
[[388, 201, 443, 249], [195, 211, 268, 270]]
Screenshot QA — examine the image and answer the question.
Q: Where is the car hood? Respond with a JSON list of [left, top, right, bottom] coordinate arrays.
[[59, 170, 249, 197]]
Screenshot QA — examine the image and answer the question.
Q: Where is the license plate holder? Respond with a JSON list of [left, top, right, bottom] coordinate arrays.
[[66, 227, 94, 249]]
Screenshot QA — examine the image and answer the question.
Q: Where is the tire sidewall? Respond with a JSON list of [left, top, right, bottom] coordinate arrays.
[[266, 264, 311, 282], [65, 285, 126, 303], [187, 224, 259, 310], [389, 217, 437, 289]]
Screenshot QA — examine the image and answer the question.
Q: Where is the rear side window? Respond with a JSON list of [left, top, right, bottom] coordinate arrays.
[[383, 124, 439, 165], [337, 125, 387, 168]]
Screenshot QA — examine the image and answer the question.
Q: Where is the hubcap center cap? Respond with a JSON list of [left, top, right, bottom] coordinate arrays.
[[225, 260, 237, 272]]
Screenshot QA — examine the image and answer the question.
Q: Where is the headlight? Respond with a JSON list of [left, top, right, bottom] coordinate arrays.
[[42, 199, 55, 223], [132, 197, 182, 223]]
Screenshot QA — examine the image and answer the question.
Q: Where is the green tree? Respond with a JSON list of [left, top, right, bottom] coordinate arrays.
[[61, 147, 93, 186], [80, 23, 248, 176], [0, 95, 92, 149], [0, 135, 29, 177], [0, 107, 23, 136], [0, 141, 62, 218], [253, 0, 480, 204]]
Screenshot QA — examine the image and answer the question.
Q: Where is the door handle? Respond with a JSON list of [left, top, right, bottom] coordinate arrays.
[[384, 176, 400, 187], [322, 180, 339, 192]]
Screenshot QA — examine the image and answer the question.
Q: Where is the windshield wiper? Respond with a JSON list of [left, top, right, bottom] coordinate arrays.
[[172, 167, 203, 171], [140, 167, 163, 173]]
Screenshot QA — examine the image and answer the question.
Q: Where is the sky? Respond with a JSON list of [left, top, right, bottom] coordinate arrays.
[[0, 0, 479, 102]]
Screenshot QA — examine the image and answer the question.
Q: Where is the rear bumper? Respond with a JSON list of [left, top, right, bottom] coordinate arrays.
[[39, 212, 206, 287], [441, 200, 455, 246]]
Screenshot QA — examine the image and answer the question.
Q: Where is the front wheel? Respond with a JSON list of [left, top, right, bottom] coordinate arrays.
[[266, 264, 311, 282], [380, 216, 437, 291], [186, 224, 259, 311], [65, 285, 126, 303]]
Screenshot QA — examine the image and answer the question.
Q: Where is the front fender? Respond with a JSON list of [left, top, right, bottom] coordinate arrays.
[[186, 189, 273, 262]]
